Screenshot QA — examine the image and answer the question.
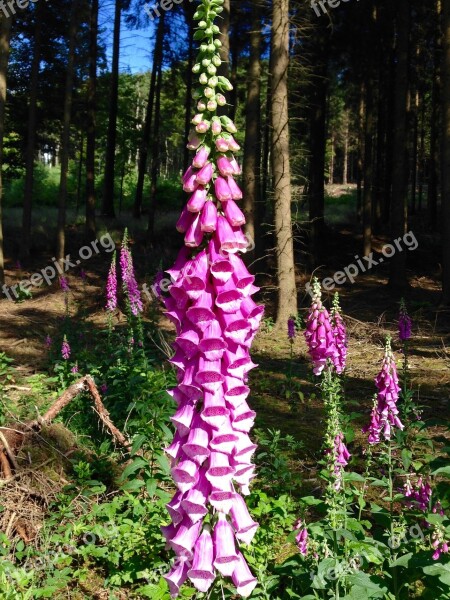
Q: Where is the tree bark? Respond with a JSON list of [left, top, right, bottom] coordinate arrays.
[[243, 0, 262, 250], [85, 0, 98, 239], [429, 0, 442, 231], [134, 14, 164, 219], [0, 15, 11, 287], [182, 6, 195, 175], [102, 0, 122, 218], [148, 58, 163, 242], [308, 22, 329, 267], [271, 0, 297, 325], [21, 7, 43, 260], [56, 1, 79, 261], [218, 0, 230, 78], [442, 0, 450, 303], [389, 0, 410, 291], [363, 80, 374, 257], [342, 111, 349, 185]]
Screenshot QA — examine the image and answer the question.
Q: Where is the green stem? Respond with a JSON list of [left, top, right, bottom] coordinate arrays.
[[388, 442, 399, 599]]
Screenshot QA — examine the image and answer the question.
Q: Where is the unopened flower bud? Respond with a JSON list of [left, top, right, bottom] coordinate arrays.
[[207, 64, 217, 75], [204, 87, 214, 99], [202, 58, 211, 67], [196, 121, 210, 134], [192, 113, 204, 125], [212, 55, 222, 67], [197, 100, 207, 111], [208, 76, 218, 87], [192, 64, 201, 74], [216, 94, 226, 106], [207, 100, 217, 112], [199, 73, 208, 85]]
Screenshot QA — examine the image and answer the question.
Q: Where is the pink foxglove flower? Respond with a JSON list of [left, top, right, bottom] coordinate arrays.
[[106, 253, 117, 312], [61, 337, 71, 360], [331, 293, 347, 373], [398, 298, 412, 342], [304, 278, 339, 376], [332, 432, 351, 491], [162, 6, 263, 594], [45, 335, 52, 349], [363, 337, 404, 443], [403, 477, 432, 512], [120, 234, 143, 317], [294, 519, 308, 556], [288, 317, 296, 340], [59, 276, 69, 292]]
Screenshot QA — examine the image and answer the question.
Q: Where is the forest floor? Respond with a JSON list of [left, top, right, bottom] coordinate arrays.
[[1, 187, 449, 463]]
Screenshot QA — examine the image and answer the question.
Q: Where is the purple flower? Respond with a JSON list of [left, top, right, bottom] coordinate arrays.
[[294, 519, 308, 555], [100, 383, 108, 394], [288, 317, 296, 340], [106, 254, 118, 312], [304, 279, 340, 375], [331, 293, 347, 372], [71, 363, 79, 374], [60, 276, 69, 292], [398, 299, 412, 342], [332, 433, 351, 490], [363, 337, 404, 443], [120, 240, 143, 317], [403, 477, 432, 512], [79, 269, 87, 281], [61, 337, 71, 360], [45, 335, 52, 349]]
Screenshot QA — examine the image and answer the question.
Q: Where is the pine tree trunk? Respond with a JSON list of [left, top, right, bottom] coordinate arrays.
[[85, 0, 98, 239], [102, 0, 121, 218], [21, 7, 43, 260], [329, 135, 335, 185], [0, 15, 11, 287], [183, 6, 195, 175], [342, 112, 349, 185], [243, 0, 262, 249], [218, 0, 230, 78], [389, 0, 410, 290], [356, 84, 364, 222], [429, 0, 442, 231], [134, 14, 164, 219], [410, 89, 419, 216], [147, 58, 163, 242], [56, 0, 78, 261], [442, 0, 450, 303], [271, 0, 297, 326], [363, 81, 374, 257], [308, 23, 329, 267]]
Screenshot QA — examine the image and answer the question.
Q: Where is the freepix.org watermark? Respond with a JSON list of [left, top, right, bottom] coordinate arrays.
[[143, 0, 195, 20], [1, 234, 115, 301], [0, 0, 39, 19], [306, 231, 419, 295], [311, 0, 360, 18]]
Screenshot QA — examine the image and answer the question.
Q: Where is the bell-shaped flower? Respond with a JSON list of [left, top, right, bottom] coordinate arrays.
[[171, 459, 199, 494], [187, 529, 215, 592], [231, 552, 258, 598], [213, 514, 239, 576], [230, 494, 259, 545], [169, 517, 202, 561], [226, 176, 243, 200], [164, 560, 189, 598], [215, 176, 232, 202], [200, 201, 218, 232], [187, 186, 208, 213]]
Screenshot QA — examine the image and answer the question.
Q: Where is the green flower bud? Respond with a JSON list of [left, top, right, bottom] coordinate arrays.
[[212, 55, 222, 67], [207, 64, 217, 75]]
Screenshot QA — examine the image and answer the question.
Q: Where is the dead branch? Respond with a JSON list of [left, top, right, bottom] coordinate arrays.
[[0, 451, 12, 479], [0, 431, 19, 470]]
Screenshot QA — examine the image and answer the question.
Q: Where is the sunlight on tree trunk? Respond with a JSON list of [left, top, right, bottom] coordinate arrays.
[[271, 0, 297, 326], [57, 1, 79, 261], [442, 0, 450, 303], [0, 15, 11, 287]]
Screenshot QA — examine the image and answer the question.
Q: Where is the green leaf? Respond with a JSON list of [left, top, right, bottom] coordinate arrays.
[[432, 466, 450, 477], [344, 472, 365, 483], [390, 552, 413, 568], [401, 448, 412, 470], [120, 457, 149, 480], [300, 496, 325, 506], [423, 563, 450, 585], [121, 479, 145, 492]]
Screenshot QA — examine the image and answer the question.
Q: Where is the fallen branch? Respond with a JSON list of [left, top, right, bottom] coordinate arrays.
[[0, 450, 12, 479], [0, 431, 19, 470]]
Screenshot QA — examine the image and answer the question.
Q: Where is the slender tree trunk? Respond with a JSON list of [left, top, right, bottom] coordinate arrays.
[[356, 84, 364, 222], [389, 0, 410, 290], [329, 135, 335, 185], [134, 14, 164, 218], [218, 0, 230, 78], [85, 0, 98, 239], [410, 89, 419, 215], [243, 0, 262, 250], [271, 0, 297, 325], [418, 93, 425, 212], [442, 0, 450, 303], [0, 15, 11, 287], [147, 60, 163, 242], [429, 0, 442, 231], [76, 131, 84, 213], [363, 81, 374, 257], [102, 0, 122, 218], [308, 28, 329, 266], [21, 7, 43, 259], [343, 111, 349, 185], [56, 2, 78, 261], [183, 7, 195, 175]]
